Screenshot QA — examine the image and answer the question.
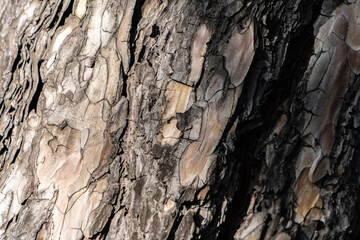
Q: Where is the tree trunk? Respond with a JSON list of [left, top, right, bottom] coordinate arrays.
[[0, 0, 359, 239]]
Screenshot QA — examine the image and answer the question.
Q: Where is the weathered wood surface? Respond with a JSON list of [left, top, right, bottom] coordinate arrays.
[[0, 0, 359, 239]]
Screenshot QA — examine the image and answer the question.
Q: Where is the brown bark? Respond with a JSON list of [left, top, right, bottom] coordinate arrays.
[[0, 0, 359, 239]]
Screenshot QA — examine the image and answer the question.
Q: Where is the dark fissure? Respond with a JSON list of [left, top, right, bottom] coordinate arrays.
[[215, 0, 323, 238]]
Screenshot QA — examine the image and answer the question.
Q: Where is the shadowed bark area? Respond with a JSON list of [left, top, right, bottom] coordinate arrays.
[[0, 0, 359, 239]]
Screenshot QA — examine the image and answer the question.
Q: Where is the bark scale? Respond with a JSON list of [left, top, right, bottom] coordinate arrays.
[[0, 0, 359, 239]]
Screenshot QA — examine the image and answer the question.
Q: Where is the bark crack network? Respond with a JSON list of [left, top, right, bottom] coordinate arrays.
[[0, 0, 360, 239]]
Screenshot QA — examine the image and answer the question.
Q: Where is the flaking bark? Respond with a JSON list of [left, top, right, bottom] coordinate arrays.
[[0, 0, 359, 239]]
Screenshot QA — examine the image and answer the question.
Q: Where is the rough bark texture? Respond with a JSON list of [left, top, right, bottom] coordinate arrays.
[[0, 0, 359, 239]]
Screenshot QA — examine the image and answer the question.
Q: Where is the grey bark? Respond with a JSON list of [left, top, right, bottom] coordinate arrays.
[[0, 0, 359, 239]]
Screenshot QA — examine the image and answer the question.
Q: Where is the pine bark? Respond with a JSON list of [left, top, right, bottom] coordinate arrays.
[[0, 0, 359, 239]]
